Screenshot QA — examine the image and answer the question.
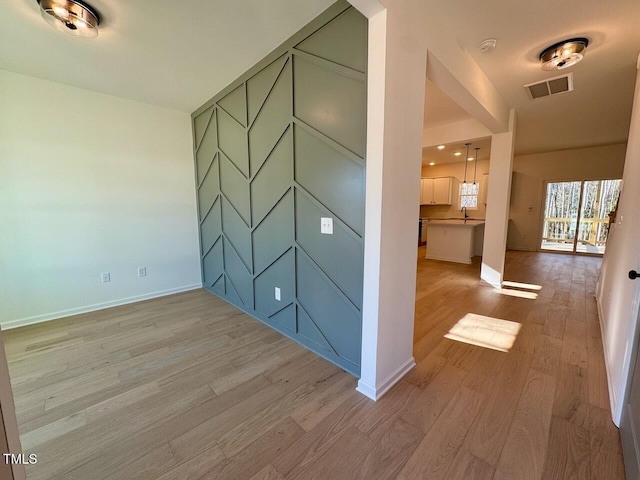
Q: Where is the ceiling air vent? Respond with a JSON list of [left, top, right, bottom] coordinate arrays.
[[524, 73, 573, 99]]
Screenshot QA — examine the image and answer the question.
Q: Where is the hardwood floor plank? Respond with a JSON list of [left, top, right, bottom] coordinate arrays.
[[400, 386, 483, 480], [290, 371, 357, 432], [358, 417, 423, 480], [587, 405, 626, 480], [249, 464, 285, 480], [400, 363, 468, 434], [19, 411, 86, 451], [156, 444, 226, 480], [355, 380, 422, 441], [444, 446, 495, 480], [204, 417, 305, 480], [285, 426, 376, 480], [464, 350, 532, 466], [532, 334, 562, 376], [562, 316, 589, 369], [85, 381, 161, 423], [553, 361, 589, 428], [586, 313, 610, 410], [272, 393, 367, 477], [541, 416, 591, 479], [494, 369, 555, 480]]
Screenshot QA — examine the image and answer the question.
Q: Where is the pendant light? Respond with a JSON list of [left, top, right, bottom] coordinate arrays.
[[37, 0, 100, 38], [473, 147, 479, 184], [462, 143, 471, 184]]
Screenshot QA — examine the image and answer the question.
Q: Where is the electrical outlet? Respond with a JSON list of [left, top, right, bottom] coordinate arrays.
[[274, 287, 281, 301], [138, 267, 147, 277], [321, 217, 333, 235], [101, 272, 111, 283]]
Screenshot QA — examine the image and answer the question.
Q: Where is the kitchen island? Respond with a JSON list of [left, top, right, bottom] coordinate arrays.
[[424, 219, 485, 264]]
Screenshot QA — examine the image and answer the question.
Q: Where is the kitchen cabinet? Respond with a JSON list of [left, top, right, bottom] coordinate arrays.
[[421, 177, 453, 205], [425, 220, 485, 264], [480, 173, 489, 205]]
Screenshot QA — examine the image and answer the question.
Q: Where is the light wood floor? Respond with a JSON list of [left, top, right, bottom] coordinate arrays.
[[2, 248, 625, 479]]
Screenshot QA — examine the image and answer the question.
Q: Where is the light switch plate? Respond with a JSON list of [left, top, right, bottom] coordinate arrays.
[[321, 217, 333, 235], [275, 287, 281, 301]]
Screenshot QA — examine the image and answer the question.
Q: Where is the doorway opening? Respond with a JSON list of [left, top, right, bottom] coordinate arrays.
[[540, 179, 622, 254]]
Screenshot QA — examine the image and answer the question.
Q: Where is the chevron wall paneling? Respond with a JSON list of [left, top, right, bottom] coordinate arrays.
[[191, 3, 366, 376]]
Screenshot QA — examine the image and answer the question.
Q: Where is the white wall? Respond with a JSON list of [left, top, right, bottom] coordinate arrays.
[[507, 143, 627, 251], [596, 61, 640, 425], [0, 70, 202, 329]]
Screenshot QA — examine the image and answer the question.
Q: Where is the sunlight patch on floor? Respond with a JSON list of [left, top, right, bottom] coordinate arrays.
[[445, 313, 521, 352], [502, 280, 542, 291], [494, 288, 539, 300]]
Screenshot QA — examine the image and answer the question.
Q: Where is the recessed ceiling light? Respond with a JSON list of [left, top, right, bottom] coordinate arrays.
[[467, 157, 474, 161], [37, 0, 101, 38], [539, 38, 588, 71], [429, 162, 435, 166], [454, 152, 462, 156], [437, 145, 445, 150]]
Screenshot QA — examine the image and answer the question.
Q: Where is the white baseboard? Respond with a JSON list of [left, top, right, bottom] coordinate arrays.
[[1, 283, 203, 330], [425, 254, 471, 264], [356, 357, 416, 401], [507, 245, 536, 252], [596, 294, 620, 426]]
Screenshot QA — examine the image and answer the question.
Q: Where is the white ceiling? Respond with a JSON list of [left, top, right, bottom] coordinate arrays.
[[423, 138, 492, 166], [425, 0, 640, 155], [0, 0, 334, 112], [1, 0, 638, 156]]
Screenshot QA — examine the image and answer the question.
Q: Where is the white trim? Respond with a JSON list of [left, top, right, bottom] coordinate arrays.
[[425, 254, 472, 264], [0, 284, 203, 330], [356, 356, 415, 400], [596, 295, 621, 425]]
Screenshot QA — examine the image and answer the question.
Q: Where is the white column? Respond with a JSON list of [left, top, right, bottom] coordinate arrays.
[[357, 6, 425, 399], [481, 110, 516, 288]]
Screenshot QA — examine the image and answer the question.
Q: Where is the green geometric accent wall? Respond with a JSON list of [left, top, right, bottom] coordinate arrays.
[[191, 1, 366, 376]]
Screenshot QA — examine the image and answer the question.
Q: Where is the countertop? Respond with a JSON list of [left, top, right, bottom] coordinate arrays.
[[421, 217, 485, 227]]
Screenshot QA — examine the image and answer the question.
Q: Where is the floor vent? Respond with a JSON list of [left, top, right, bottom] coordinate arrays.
[[525, 73, 573, 99]]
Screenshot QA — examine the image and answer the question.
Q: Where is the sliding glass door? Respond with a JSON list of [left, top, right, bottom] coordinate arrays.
[[541, 179, 621, 254]]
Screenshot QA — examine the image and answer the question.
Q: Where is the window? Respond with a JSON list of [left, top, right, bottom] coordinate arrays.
[[541, 179, 622, 254], [460, 182, 479, 209]]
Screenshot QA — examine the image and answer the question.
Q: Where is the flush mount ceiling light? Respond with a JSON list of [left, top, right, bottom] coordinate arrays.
[[37, 0, 100, 38], [539, 38, 588, 71], [478, 38, 497, 52]]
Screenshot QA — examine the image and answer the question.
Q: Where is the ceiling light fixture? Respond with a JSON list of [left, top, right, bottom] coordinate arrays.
[[539, 38, 588, 71], [429, 162, 435, 166], [467, 157, 474, 161], [437, 145, 445, 150], [478, 38, 497, 52], [37, 0, 100, 38], [454, 152, 462, 157]]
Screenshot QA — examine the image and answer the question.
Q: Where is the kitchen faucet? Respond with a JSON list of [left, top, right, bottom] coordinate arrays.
[[461, 206, 469, 219]]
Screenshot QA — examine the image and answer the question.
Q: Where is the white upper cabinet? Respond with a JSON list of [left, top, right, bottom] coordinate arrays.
[[421, 177, 453, 205]]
